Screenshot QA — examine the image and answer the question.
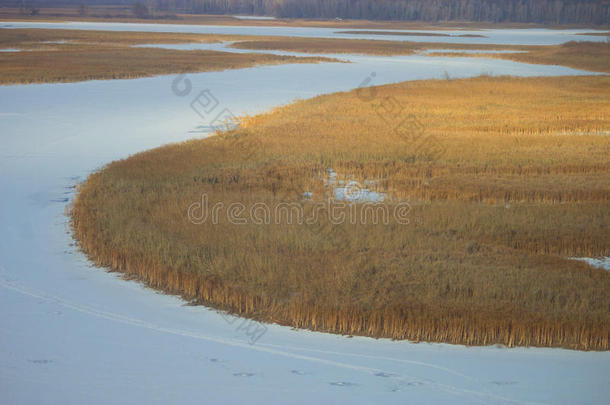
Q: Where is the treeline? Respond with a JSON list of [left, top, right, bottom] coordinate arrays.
[[6, 0, 609, 24], [156, 0, 609, 24]]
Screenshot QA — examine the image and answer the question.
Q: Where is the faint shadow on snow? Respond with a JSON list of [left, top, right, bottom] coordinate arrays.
[[233, 372, 255, 377], [329, 381, 358, 387], [374, 372, 395, 378], [28, 359, 54, 364]]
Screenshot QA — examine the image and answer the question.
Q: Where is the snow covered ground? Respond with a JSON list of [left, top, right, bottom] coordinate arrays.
[[1, 25, 609, 404]]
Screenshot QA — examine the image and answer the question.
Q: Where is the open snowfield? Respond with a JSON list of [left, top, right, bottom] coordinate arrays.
[[1, 23, 609, 404]]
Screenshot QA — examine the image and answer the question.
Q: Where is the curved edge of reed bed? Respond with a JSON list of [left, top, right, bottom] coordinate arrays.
[[70, 74, 610, 351], [70, 175, 609, 351]]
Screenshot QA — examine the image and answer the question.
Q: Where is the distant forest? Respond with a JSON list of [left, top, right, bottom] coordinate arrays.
[[6, 0, 610, 24]]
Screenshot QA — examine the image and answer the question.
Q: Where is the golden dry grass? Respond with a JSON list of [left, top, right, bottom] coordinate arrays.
[[72, 75, 610, 350], [336, 30, 487, 38], [0, 27, 256, 48], [0, 28, 336, 84], [425, 41, 610, 73], [230, 36, 532, 55], [577, 32, 610, 36], [231, 37, 610, 72], [489, 41, 610, 73], [3, 27, 606, 87], [336, 30, 454, 37]]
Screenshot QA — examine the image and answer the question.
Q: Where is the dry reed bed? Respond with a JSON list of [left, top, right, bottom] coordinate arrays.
[[3, 28, 607, 86], [0, 28, 260, 48], [0, 28, 336, 84], [423, 41, 610, 73], [487, 41, 610, 73], [229, 36, 534, 55], [72, 75, 610, 350], [230, 38, 610, 72]]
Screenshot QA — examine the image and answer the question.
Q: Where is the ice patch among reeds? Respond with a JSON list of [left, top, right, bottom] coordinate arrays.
[[571, 257, 610, 270]]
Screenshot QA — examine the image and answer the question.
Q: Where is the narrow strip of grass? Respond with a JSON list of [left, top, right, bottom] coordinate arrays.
[[336, 30, 487, 38], [72, 75, 610, 350], [336, 30, 454, 37], [0, 28, 255, 48], [577, 32, 610, 36], [230, 36, 532, 55]]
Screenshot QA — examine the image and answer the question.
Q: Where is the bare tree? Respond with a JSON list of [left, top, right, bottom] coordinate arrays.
[[163, 0, 609, 25], [133, 1, 150, 18]]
